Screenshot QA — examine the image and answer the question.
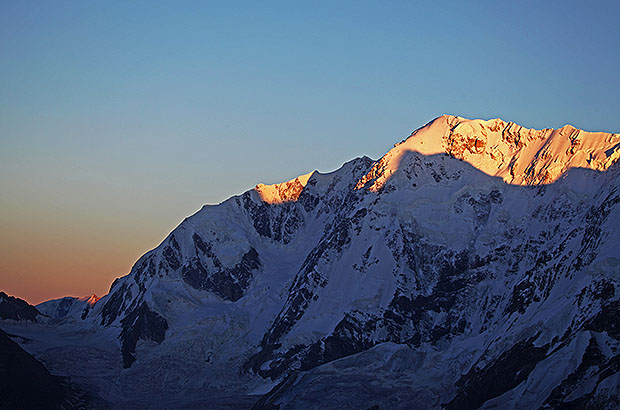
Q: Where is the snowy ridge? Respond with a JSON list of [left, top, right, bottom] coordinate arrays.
[[357, 114, 620, 191], [2, 115, 619, 409], [37, 294, 100, 321], [255, 171, 314, 204]]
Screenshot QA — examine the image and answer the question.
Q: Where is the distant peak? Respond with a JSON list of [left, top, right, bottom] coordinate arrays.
[[80, 294, 100, 306]]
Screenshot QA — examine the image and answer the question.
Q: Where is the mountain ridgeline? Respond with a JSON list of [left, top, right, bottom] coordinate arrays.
[[6, 115, 620, 409]]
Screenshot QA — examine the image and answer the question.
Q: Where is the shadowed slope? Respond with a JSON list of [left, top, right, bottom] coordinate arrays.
[[0, 328, 67, 410], [0, 291, 42, 321]]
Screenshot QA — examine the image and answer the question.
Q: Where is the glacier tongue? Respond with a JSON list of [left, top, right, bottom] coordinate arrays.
[[2, 115, 620, 409]]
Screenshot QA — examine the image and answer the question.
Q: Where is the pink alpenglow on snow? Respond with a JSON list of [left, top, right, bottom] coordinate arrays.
[[356, 115, 620, 192]]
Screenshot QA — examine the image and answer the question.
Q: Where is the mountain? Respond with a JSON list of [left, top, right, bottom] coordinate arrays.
[[2, 115, 619, 409], [0, 291, 43, 321], [37, 294, 100, 322]]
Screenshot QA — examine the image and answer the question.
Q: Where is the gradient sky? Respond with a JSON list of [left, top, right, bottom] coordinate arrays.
[[2, 1, 619, 304]]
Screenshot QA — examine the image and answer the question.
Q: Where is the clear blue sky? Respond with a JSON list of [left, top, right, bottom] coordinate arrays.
[[1, 0, 619, 303]]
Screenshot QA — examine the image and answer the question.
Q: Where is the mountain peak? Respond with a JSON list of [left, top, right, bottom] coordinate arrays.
[[356, 115, 620, 191], [80, 294, 100, 306], [255, 171, 315, 204]]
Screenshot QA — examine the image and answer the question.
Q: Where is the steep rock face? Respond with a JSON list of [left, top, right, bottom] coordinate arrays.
[[13, 115, 618, 408], [119, 302, 168, 368]]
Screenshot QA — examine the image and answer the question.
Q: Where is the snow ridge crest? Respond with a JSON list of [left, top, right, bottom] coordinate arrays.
[[356, 114, 620, 191]]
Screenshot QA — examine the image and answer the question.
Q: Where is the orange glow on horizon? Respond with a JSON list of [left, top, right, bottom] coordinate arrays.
[[0, 201, 182, 305]]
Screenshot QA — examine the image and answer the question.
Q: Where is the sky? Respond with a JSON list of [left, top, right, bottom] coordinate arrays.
[[1, 0, 619, 304]]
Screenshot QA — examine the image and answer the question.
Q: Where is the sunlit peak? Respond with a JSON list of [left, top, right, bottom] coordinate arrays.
[[255, 171, 314, 204]]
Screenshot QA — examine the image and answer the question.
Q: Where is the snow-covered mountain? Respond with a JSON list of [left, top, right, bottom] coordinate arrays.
[[2, 115, 619, 409], [37, 294, 100, 322]]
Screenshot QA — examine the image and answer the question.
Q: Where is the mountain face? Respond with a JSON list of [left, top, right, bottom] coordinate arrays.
[[0, 328, 68, 410], [0, 291, 42, 321], [2, 115, 619, 409], [0, 328, 108, 410]]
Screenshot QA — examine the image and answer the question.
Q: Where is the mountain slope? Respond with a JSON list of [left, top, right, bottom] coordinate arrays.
[[37, 294, 100, 322], [0, 291, 43, 321], [5, 115, 619, 409], [0, 328, 69, 410]]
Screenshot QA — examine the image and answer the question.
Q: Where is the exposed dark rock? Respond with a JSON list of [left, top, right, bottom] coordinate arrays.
[[0, 291, 42, 321], [119, 302, 168, 368], [133, 254, 158, 283], [299, 311, 380, 371], [0, 328, 69, 409], [55, 297, 75, 318], [542, 336, 605, 408], [584, 300, 620, 340], [298, 190, 320, 212], [181, 246, 260, 301], [244, 209, 360, 377], [162, 244, 181, 271], [502, 193, 613, 317], [100, 283, 133, 326], [445, 337, 549, 410], [573, 190, 620, 271], [241, 193, 307, 244]]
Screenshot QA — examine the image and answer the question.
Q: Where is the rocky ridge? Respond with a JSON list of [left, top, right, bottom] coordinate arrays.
[[0, 291, 43, 322]]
